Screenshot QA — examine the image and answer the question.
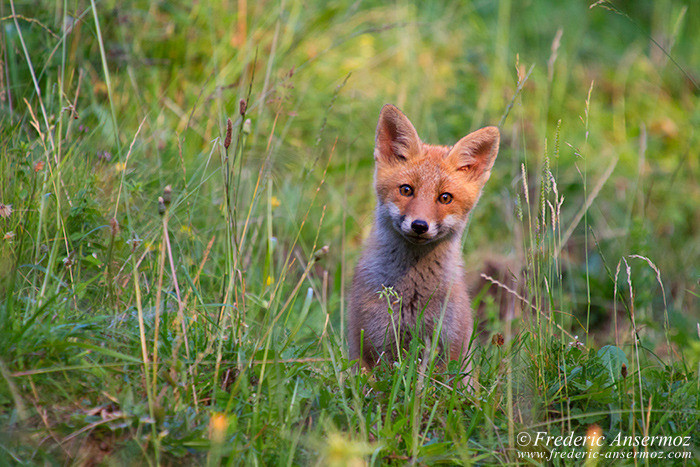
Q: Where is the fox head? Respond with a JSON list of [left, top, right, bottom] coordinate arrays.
[[373, 104, 499, 245]]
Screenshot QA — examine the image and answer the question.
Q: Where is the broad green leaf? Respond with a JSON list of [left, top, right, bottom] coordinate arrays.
[[597, 345, 628, 383]]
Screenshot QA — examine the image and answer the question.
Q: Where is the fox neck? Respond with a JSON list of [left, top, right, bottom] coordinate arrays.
[[369, 204, 465, 283]]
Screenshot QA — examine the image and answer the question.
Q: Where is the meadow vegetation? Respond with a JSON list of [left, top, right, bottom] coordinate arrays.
[[0, 0, 698, 464]]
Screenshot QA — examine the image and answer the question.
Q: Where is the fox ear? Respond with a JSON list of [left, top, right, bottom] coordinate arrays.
[[446, 126, 500, 183], [374, 104, 422, 164]]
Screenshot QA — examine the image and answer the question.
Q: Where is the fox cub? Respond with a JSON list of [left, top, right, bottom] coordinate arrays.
[[348, 104, 499, 382]]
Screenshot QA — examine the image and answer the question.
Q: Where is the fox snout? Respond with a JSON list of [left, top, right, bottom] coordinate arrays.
[[394, 210, 439, 243], [410, 219, 429, 234]]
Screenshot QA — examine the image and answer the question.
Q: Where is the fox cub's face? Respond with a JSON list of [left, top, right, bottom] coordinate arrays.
[[373, 104, 499, 245]]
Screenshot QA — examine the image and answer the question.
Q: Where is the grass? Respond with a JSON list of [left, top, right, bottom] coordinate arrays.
[[1, 0, 699, 464]]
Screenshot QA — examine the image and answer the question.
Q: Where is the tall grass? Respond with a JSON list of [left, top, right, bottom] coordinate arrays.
[[0, 0, 698, 464]]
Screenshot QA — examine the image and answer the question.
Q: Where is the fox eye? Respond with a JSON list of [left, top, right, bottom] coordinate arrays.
[[399, 184, 413, 197], [438, 192, 453, 204]]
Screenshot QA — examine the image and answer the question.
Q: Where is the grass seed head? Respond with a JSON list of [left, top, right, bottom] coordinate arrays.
[[109, 217, 120, 236], [0, 204, 13, 218], [239, 98, 247, 115], [158, 197, 166, 215], [163, 185, 172, 205], [313, 245, 330, 261], [492, 333, 505, 347], [224, 118, 233, 149]]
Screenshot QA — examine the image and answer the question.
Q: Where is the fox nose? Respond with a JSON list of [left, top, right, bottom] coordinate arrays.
[[411, 220, 429, 235]]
